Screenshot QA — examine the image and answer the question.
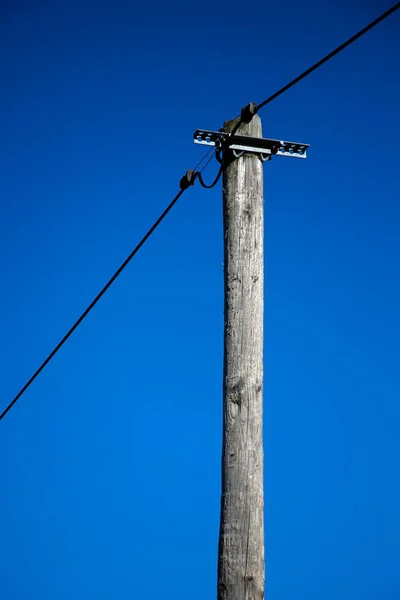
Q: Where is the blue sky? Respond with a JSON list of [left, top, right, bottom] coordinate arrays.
[[1, 1, 399, 598]]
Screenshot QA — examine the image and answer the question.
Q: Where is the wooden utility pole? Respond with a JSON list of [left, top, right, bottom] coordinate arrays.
[[218, 113, 265, 600], [193, 111, 308, 600]]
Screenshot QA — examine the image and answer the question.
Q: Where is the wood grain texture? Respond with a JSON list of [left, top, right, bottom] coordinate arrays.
[[218, 114, 265, 600]]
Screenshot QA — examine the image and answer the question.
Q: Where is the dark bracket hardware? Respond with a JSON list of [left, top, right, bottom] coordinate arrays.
[[194, 130, 310, 161]]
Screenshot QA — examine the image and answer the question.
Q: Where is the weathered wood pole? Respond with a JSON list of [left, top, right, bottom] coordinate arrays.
[[218, 113, 265, 600]]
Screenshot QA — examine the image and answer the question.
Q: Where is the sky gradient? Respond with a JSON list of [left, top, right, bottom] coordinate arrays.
[[1, 1, 400, 599]]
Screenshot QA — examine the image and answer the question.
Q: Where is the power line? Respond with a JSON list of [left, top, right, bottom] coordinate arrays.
[[0, 150, 217, 421], [0, 187, 188, 421], [199, 149, 216, 173], [230, 2, 399, 135], [257, 2, 399, 110]]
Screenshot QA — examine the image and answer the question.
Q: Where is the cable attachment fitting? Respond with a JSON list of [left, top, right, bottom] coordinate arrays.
[[180, 169, 197, 190], [240, 102, 258, 123]]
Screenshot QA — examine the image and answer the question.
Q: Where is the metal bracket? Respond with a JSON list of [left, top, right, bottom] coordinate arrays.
[[194, 129, 309, 160]]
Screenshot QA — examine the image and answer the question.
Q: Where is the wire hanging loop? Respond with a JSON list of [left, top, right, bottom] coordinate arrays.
[[197, 163, 224, 189]]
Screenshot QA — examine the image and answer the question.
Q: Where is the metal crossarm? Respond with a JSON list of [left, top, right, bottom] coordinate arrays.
[[194, 129, 310, 159]]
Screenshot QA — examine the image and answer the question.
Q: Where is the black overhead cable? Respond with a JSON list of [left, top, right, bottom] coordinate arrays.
[[0, 186, 191, 421], [1, 3, 399, 421], [231, 3, 400, 135], [257, 3, 399, 110]]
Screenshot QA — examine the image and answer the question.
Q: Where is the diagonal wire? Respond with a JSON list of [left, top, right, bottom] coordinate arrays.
[[192, 147, 214, 172], [230, 2, 400, 136], [1, 145, 216, 421], [257, 2, 400, 110], [199, 149, 216, 173], [0, 187, 188, 421]]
